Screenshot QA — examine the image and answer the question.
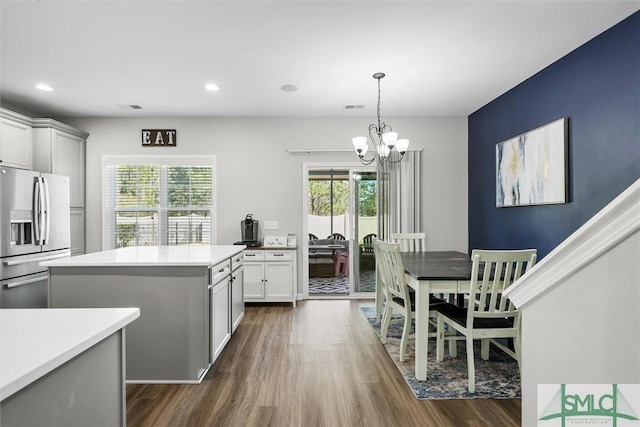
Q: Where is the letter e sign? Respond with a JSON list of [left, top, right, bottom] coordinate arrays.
[[142, 129, 177, 147]]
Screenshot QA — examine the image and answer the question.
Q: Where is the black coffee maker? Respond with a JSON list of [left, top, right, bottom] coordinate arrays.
[[234, 214, 260, 247]]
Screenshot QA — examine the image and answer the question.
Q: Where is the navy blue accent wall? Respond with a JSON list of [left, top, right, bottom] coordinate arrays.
[[468, 11, 639, 258]]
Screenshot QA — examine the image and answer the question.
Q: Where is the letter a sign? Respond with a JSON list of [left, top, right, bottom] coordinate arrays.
[[142, 129, 177, 147]]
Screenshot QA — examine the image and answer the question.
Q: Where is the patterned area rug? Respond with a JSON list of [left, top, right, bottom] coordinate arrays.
[[359, 306, 521, 400]]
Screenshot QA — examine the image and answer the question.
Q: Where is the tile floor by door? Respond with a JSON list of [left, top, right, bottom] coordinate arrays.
[[309, 269, 376, 295]]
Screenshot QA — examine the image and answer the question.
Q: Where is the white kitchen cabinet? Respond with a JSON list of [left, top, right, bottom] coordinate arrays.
[[32, 119, 88, 208], [209, 259, 231, 365], [210, 276, 231, 363], [32, 118, 89, 254], [70, 208, 85, 256], [243, 248, 297, 307], [0, 109, 33, 170], [230, 252, 244, 333]]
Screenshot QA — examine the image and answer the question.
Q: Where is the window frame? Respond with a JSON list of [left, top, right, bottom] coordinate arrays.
[[102, 155, 216, 250]]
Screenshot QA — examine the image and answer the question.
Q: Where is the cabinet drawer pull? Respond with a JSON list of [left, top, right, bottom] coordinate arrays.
[[273, 254, 284, 257]]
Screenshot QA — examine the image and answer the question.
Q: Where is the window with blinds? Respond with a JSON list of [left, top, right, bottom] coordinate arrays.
[[103, 157, 215, 249]]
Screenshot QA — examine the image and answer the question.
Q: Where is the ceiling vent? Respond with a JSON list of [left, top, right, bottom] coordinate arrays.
[[344, 104, 364, 110], [116, 104, 143, 110]]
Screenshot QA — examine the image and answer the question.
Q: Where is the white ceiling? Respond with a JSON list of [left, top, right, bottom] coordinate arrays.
[[1, 1, 638, 118]]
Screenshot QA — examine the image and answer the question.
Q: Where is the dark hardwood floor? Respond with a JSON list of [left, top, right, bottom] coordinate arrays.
[[126, 300, 521, 426]]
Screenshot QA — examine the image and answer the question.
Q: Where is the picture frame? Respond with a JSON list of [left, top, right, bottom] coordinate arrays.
[[496, 118, 568, 207]]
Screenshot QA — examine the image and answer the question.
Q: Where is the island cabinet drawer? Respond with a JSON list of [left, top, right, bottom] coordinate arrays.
[[210, 260, 230, 285], [243, 250, 264, 262], [231, 253, 244, 270], [265, 250, 292, 261]]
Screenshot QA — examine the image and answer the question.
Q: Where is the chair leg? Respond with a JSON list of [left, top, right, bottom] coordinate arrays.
[[399, 314, 411, 362], [380, 302, 392, 344], [436, 315, 445, 362], [481, 339, 490, 360], [449, 332, 458, 358], [466, 335, 475, 393]]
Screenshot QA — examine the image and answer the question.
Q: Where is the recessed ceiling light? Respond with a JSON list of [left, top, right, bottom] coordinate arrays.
[[205, 83, 220, 92], [281, 84, 298, 92], [36, 83, 53, 91]]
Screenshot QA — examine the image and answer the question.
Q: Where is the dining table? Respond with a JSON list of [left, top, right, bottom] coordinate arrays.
[[375, 250, 473, 381]]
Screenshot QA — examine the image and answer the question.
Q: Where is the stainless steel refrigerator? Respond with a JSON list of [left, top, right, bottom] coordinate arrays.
[[0, 166, 71, 308]]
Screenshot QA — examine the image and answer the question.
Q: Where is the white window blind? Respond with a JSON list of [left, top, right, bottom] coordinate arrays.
[[102, 156, 215, 249]]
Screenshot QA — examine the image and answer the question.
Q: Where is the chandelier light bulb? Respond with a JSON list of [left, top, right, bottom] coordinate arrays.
[[352, 136, 367, 151], [382, 132, 398, 147], [377, 144, 391, 159], [396, 138, 410, 154]]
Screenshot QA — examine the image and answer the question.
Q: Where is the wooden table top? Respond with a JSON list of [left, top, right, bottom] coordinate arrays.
[[401, 251, 471, 281]]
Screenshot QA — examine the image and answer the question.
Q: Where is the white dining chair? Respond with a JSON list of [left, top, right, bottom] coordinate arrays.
[[374, 240, 452, 362], [391, 232, 426, 252], [434, 249, 537, 393]]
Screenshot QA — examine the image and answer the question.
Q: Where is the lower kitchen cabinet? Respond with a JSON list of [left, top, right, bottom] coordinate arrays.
[[243, 248, 297, 307], [46, 246, 245, 383], [230, 252, 244, 333], [0, 308, 138, 427], [210, 273, 230, 363]]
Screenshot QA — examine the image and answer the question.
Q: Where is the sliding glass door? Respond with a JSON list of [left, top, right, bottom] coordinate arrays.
[[352, 170, 377, 294], [306, 166, 376, 297], [308, 170, 349, 295]]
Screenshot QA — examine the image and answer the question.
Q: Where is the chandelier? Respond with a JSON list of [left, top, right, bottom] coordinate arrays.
[[352, 72, 409, 165]]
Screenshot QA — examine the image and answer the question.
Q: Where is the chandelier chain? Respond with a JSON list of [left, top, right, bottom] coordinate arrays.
[[376, 76, 382, 132]]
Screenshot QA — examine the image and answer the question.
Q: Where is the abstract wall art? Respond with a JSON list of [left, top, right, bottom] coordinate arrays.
[[496, 118, 568, 207]]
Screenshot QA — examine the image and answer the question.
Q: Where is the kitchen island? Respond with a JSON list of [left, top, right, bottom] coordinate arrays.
[[43, 245, 245, 383], [1, 307, 139, 426]]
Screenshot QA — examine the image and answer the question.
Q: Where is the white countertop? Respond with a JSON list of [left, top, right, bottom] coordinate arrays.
[[0, 307, 140, 401], [41, 245, 245, 267]]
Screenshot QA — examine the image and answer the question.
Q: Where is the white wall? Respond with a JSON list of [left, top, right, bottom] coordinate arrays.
[[520, 231, 639, 426], [65, 116, 468, 292], [500, 179, 640, 426]]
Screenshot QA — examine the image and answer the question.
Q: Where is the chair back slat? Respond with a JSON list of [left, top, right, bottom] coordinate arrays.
[[467, 249, 537, 324], [391, 232, 426, 252], [487, 260, 501, 312]]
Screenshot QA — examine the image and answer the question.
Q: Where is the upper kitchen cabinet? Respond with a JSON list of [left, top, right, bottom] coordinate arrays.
[[32, 119, 89, 209], [0, 108, 33, 170]]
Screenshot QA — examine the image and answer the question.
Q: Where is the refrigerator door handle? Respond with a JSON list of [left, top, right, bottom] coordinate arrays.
[[33, 179, 41, 244], [43, 177, 51, 244], [3, 251, 71, 266], [3, 274, 48, 289], [38, 177, 46, 244]]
